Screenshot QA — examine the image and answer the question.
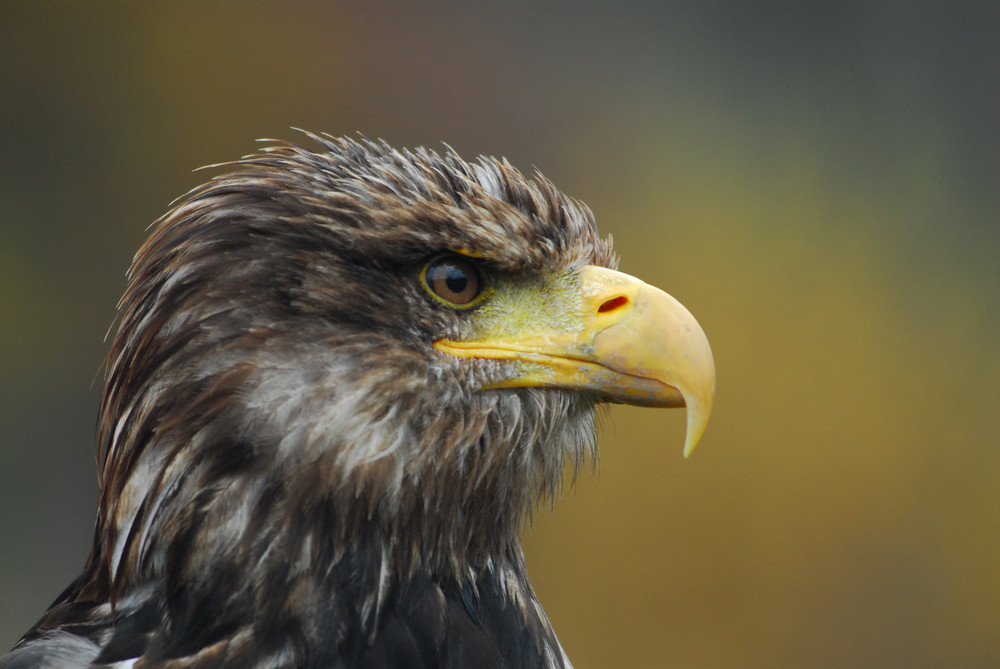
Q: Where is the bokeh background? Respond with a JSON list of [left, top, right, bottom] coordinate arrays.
[[2, 4, 998, 667]]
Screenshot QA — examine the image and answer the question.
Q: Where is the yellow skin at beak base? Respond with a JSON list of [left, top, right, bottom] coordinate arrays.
[[434, 265, 716, 457]]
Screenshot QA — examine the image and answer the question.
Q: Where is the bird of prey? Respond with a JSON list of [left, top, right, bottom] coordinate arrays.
[[2, 133, 715, 668]]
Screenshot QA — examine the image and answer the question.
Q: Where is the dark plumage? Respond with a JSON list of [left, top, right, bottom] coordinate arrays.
[[2, 133, 714, 668]]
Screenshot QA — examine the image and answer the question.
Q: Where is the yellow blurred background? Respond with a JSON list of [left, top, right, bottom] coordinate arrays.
[[1, 4, 997, 667]]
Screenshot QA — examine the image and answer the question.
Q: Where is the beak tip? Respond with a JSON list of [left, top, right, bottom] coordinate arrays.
[[680, 387, 714, 458], [682, 430, 699, 459]]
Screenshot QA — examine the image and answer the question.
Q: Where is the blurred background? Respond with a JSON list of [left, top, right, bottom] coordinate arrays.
[[1, 3, 998, 667]]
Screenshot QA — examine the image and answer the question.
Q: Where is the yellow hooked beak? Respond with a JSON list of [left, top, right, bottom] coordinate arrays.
[[434, 265, 715, 456]]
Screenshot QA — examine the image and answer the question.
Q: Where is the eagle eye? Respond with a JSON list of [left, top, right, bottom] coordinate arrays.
[[421, 255, 485, 308]]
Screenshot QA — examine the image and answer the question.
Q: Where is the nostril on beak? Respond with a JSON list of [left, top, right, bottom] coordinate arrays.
[[597, 295, 629, 314]]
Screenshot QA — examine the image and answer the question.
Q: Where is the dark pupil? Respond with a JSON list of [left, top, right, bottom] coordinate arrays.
[[444, 267, 467, 295]]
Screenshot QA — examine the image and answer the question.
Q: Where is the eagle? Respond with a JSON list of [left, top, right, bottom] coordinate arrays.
[[2, 133, 715, 668]]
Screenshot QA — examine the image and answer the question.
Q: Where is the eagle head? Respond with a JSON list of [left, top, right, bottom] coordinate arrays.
[[6, 133, 714, 668]]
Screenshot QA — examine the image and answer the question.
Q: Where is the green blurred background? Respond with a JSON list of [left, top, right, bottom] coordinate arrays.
[[2, 3, 998, 667]]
